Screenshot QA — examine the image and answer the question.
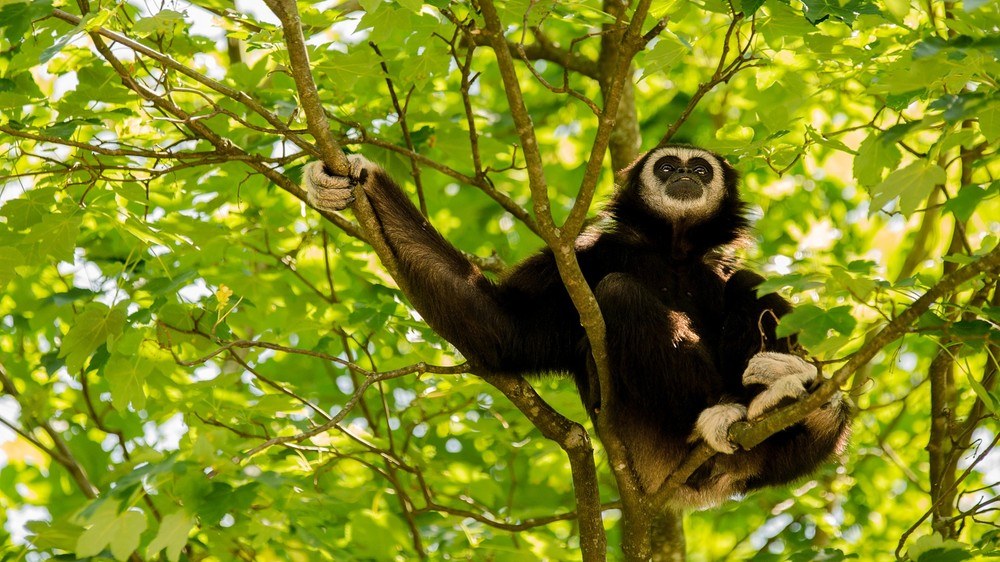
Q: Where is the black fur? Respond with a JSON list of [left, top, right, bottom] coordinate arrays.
[[320, 145, 850, 506]]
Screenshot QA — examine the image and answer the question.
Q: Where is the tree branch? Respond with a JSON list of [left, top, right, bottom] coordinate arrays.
[[259, 0, 349, 174], [263, 0, 408, 284], [68, 15, 364, 239], [0, 367, 100, 499]]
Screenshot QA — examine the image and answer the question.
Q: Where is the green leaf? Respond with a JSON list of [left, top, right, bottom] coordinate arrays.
[[942, 182, 999, 222], [76, 501, 147, 560], [0, 0, 53, 44], [0, 189, 53, 229], [788, 547, 859, 561], [928, 93, 976, 123], [908, 534, 974, 562], [776, 304, 856, 349], [40, 30, 82, 64], [641, 34, 689, 79], [870, 160, 946, 215], [64, 63, 135, 105], [398, 40, 450, 88], [0, 247, 24, 287], [21, 214, 82, 263], [830, 268, 876, 300], [979, 103, 1000, 143], [714, 124, 755, 150], [882, 0, 909, 19], [47, 288, 101, 306], [963, 370, 1000, 416], [147, 511, 195, 562], [807, 127, 855, 154], [395, 0, 423, 12], [0, 72, 44, 109], [24, 519, 85, 552], [801, 0, 881, 25], [110, 510, 148, 561], [104, 354, 148, 411], [43, 119, 99, 139], [756, 273, 826, 295], [133, 10, 186, 36], [59, 304, 128, 372], [315, 51, 381, 90], [114, 181, 150, 202], [741, 0, 766, 14], [937, 128, 978, 153], [853, 133, 901, 186], [761, 2, 816, 48]]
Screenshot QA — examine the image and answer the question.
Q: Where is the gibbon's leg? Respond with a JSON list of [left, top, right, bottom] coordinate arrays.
[[739, 352, 850, 487], [592, 272, 722, 491], [691, 268, 811, 454], [304, 157, 575, 375], [693, 352, 842, 451], [740, 389, 851, 489], [696, 268, 852, 487], [692, 352, 851, 490]]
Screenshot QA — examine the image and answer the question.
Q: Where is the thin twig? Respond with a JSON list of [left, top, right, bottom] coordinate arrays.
[[369, 42, 428, 216]]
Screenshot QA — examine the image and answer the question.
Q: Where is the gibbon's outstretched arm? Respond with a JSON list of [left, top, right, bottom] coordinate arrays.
[[304, 156, 580, 374]]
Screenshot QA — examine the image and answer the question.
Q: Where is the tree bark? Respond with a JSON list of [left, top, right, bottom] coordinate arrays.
[[650, 510, 686, 562]]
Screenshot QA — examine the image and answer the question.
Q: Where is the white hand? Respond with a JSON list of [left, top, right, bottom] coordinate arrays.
[[303, 154, 373, 211]]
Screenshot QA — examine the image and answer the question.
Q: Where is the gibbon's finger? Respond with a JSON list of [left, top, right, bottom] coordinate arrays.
[[304, 162, 355, 211], [304, 161, 352, 190]]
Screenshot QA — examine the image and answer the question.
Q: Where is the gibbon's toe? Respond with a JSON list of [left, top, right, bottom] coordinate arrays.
[[747, 375, 807, 419], [743, 352, 818, 386], [692, 403, 748, 454]]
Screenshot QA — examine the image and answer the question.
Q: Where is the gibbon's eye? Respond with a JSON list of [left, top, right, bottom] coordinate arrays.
[[694, 166, 708, 175], [659, 163, 674, 173]]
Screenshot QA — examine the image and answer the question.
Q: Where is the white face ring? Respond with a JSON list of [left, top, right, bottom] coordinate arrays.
[[637, 147, 726, 222]]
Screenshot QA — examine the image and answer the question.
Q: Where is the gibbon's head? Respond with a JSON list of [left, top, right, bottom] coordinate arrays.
[[621, 145, 740, 223]]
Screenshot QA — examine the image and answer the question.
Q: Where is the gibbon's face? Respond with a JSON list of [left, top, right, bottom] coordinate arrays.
[[637, 146, 728, 221]]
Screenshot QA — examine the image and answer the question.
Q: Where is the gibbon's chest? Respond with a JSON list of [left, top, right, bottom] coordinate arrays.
[[580, 238, 727, 332], [624, 257, 726, 334]]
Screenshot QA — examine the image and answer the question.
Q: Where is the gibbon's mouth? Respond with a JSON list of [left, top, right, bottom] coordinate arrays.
[[665, 178, 704, 200]]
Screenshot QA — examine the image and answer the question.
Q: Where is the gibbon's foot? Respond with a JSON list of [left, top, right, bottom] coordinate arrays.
[[303, 153, 373, 212], [743, 352, 818, 420], [691, 403, 748, 454]]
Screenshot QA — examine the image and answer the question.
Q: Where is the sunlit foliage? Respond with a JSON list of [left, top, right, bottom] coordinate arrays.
[[0, 0, 997, 560]]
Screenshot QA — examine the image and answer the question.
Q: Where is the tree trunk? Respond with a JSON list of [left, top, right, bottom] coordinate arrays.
[[597, 2, 686, 558], [650, 510, 686, 562]]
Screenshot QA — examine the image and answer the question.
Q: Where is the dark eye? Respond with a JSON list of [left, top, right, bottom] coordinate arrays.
[[659, 163, 674, 173], [694, 166, 708, 175]]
